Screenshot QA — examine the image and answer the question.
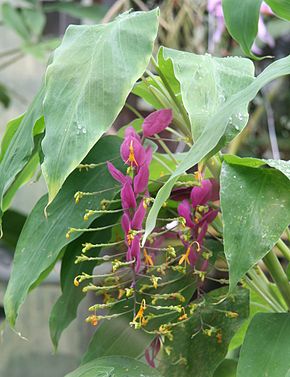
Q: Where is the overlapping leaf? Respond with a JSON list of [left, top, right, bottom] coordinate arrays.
[[144, 54, 290, 244], [42, 9, 159, 205], [4, 136, 123, 327]]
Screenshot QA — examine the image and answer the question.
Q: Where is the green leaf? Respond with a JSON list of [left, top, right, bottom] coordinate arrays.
[[49, 213, 118, 349], [1, 209, 26, 250], [22, 38, 60, 60], [41, 9, 159, 205], [159, 47, 255, 139], [265, 0, 290, 20], [65, 356, 163, 377], [237, 313, 290, 377], [144, 53, 290, 245], [82, 273, 196, 364], [222, 0, 263, 59], [4, 136, 123, 327], [1, 2, 31, 40], [223, 155, 290, 180], [229, 287, 273, 351], [44, 3, 108, 21], [22, 7, 46, 37], [0, 86, 44, 218], [221, 161, 290, 290], [0, 82, 10, 108], [158, 287, 249, 377], [0, 115, 23, 162], [214, 359, 237, 377]]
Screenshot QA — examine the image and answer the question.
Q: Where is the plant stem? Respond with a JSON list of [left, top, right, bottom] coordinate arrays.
[[125, 103, 143, 119], [150, 57, 192, 132], [277, 239, 290, 262], [0, 47, 21, 59], [263, 250, 290, 311], [154, 134, 178, 165], [206, 155, 221, 180]]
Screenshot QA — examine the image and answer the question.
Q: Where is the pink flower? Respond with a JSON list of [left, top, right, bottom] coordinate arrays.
[[120, 127, 146, 167], [142, 109, 173, 137]]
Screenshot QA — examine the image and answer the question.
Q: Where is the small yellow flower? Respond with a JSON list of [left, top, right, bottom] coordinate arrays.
[[144, 249, 154, 266]]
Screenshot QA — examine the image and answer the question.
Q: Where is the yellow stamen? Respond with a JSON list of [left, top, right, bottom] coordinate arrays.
[[133, 299, 146, 324], [144, 248, 154, 266], [85, 315, 98, 326], [126, 140, 138, 167], [178, 307, 188, 321], [179, 246, 191, 266]]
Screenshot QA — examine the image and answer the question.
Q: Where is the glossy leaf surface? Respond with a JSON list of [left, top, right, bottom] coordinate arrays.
[[42, 9, 159, 205], [265, 0, 290, 20], [221, 160, 290, 290]]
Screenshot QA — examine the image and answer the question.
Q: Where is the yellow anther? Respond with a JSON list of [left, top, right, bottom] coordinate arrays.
[[85, 315, 98, 326], [178, 308, 188, 321], [74, 277, 80, 287], [150, 275, 161, 289], [225, 311, 239, 319], [144, 249, 154, 266], [126, 140, 138, 167], [179, 246, 191, 266]]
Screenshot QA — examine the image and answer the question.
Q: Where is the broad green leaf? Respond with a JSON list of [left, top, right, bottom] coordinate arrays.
[[41, 9, 159, 205], [1, 2, 31, 40], [0, 115, 23, 162], [65, 356, 163, 377], [44, 3, 108, 21], [265, 0, 290, 20], [4, 136, 123, 327], [222, 0, 263, 58], [237, 313, 290, 377], [229, 287, 274, 351], [214, 359, 237, 377], [144, 53, 290, 244], [158, 288, 249, 377], [49, 213, 118, 349], [0, 86, 44, 219], [22, 8, 46, 37], [132, 78, 164, 110], [223, 155, 290, 180], [159, 47, 254, 139], [221, 161, 290, 290]]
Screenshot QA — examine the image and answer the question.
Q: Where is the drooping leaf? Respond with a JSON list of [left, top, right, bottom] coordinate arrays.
[[265, 0, 290, 20], [4, 136, 123, 327], [1, 2, 31, 40], [237, 313, 290, 377], [222, 0, 263, 58], [49, 213, 119, 349], [220, 160, 290, 290], [43, 2, 108, 21], [159, 47, 255, 140], [65, 356, 163, 377], [144, 53, 290, 244], [158, 287, 249, 377], [0, 86, 44, 219], [41, 9, 159, 205], [22, 7, 46, 37]]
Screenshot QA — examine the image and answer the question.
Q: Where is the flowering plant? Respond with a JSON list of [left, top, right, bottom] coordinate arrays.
[[1, 2, 290, 376]]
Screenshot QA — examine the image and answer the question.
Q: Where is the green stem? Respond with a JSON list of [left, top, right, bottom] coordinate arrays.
[[277, 239, 290, 262], [125, 103, 143, 119], [154, 134, 178, 165], [206, 155, 221, 181], [263, 250, 290, 311], [151, 57, 192, 132], [245, 276, 282, 312]]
